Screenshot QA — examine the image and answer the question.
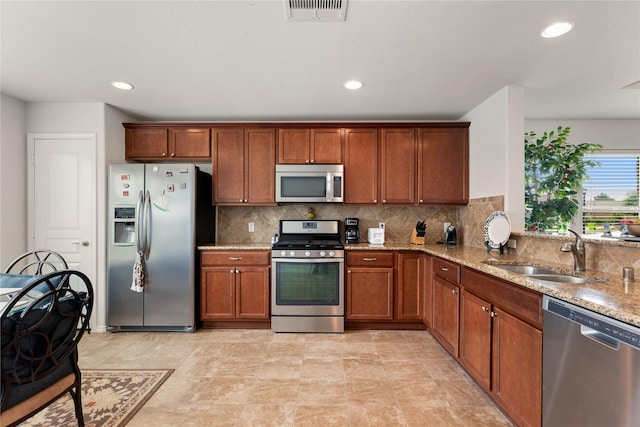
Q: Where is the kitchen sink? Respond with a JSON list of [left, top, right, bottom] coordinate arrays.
[[491, 264, 557, 275], [486, 263, 605, 284], [524, 274, 597, 284]]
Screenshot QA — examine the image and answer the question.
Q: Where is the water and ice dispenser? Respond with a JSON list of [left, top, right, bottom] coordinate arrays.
[[113, 206, 136, 244]]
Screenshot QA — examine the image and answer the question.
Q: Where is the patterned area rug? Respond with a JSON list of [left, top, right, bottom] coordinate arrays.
[[19, 369, 173, 427]]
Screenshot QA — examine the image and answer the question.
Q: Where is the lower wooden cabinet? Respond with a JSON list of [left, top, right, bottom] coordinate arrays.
[[346, 251, 394, 321], [492, 307, 542, 427], [431, 274, 460, 356], [200, 250, 270, 328], [457, 266, 543, 427], [396, 252, 423, 320]]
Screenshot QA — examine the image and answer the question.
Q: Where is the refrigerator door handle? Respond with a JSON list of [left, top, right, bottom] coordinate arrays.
[[144, 190, 151, 260], [136, 190, 144, 254]]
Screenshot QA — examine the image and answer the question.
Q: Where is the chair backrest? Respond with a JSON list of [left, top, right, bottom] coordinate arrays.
[[1, 270, 93, 390], [3, 250, 68, 275]]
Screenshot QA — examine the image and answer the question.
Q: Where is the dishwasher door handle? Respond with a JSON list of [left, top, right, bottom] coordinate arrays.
[[580, 325, 620, 350]]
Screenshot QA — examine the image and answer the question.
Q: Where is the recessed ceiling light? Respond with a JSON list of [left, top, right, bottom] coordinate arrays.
[[343, 80, 363, 90], [112, 81, 134, 90], [541, 22, 575, 38]]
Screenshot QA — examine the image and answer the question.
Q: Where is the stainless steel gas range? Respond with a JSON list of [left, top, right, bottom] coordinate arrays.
[[271, 220, 344, 333]]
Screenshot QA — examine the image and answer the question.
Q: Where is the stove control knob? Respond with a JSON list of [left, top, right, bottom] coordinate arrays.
[[305, 251, 311, 257], [280, 250, 287, 257], [329, 251, 335, 257], [320, 251, 326, 257], [289, 251, 296, 257]]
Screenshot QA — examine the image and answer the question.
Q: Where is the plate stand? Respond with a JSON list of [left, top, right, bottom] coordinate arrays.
[[485, 241, 506, 255]]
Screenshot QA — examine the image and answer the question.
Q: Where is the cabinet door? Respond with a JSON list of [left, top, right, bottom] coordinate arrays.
[[459, 289, 492, 390], [201, 267, 235, 319], [245, 128, 276, 204], [380, 128, 416, 204], [169, 128, 211, 158], [125, 128, 168, 159], [418, 128, 468, 204], [397, 252, 422, 320], [344, 128, 378, 204], [492, 307, 542, 427], [311, 128, 343, 164], [423, 255, 433, 328], [432, 275, 460, 357], [212, 128, 245, 204], [346, 267, 394, 320], [278, 129, 310, 164], [235, 266, 270, 319]]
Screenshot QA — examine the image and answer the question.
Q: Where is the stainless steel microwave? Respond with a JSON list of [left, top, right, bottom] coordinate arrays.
[[275, 164, 344, 203]]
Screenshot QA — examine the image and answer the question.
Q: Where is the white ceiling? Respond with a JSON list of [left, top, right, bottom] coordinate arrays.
[[2, 0, 639, 122]]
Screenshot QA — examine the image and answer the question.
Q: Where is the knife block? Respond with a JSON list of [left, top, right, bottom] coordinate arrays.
[[410, 229, 425, 245]]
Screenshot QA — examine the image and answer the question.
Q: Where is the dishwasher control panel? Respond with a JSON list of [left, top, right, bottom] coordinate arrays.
[[544, 297, 640, 349]]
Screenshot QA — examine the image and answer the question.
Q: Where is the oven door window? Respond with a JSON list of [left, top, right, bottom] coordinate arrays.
[[275, 261, 340, 306]]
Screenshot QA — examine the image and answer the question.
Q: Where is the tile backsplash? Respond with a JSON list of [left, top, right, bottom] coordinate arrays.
[[217, 204, 459, 244], [216, 195, 640, 277]]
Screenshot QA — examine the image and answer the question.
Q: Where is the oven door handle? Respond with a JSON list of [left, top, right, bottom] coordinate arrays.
[[272, 257, 344, 264]]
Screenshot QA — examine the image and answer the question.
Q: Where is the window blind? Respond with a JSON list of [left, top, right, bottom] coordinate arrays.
[[581, 154, 640, 233]]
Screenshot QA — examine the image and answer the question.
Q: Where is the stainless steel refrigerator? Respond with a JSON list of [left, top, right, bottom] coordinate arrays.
[[107, 164, 214, 332]]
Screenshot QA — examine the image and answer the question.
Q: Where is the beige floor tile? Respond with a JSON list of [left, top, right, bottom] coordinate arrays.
[[77, 329, 514, 426], [349, 404, 408, 427], [346, 380, 398, 406], [238, 404, 296, 427], [294, 405, 350, 426], [297, 378, 347, 406], [247, 378, 299, 404]]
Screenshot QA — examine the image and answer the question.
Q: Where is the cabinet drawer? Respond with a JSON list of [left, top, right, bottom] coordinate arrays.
[[201, 251, 270, 266], [461, 267, 543, 328], [432, 257, 460, 284], [346, 251, 395, 267]]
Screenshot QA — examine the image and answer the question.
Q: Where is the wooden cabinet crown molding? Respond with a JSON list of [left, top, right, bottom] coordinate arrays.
[[123, 121, 470, 130]]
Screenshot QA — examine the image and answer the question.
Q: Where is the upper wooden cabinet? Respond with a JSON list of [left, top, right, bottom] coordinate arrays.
[[124, 126, 211, 160], [380, 128, 416, 204], [278, 128, 343, 164], [344, 128, 378, 204], [418, 127, 468, 204], [212, 127, 276, 205]]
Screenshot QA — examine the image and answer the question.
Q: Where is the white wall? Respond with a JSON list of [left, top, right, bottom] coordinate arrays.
[[462, 85, 525, 231], [0, 94, 28, 266], [525, 120, 640, 151]]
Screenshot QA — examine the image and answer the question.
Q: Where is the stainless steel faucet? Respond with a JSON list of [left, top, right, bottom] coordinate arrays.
[[561, 229, 586, 271]]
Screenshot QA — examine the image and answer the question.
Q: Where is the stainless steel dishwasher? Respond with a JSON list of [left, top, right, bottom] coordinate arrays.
[[543, 296, 640, 426]]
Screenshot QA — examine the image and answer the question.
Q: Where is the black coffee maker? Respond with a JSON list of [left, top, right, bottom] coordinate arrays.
[[345, 218, 360, 244]]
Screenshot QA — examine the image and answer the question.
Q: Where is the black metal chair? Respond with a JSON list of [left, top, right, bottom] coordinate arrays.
[[3, 250, 68, 275], [0, 269, 93, 427]]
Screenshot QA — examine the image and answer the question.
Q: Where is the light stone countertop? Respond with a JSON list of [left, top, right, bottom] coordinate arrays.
[[199, 241, 640, 327]]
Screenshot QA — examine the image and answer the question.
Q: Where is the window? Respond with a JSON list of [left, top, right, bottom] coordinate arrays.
[[580, 153, 640, 235]]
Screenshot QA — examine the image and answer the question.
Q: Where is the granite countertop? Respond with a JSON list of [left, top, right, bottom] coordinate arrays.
[[199, 241, 640, 327]]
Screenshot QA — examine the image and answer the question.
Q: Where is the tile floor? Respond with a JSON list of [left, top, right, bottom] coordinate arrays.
[[78, 329, 513, 426]]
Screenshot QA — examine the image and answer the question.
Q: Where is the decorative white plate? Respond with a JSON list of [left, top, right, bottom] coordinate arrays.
[[484, 211, 511, 248]]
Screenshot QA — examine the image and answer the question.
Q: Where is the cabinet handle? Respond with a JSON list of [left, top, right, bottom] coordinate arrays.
[[347, 270, 351, 274], [373, 199, 378, 203], [229, 269, 234, 273], [171, 152, 175, 157], [229, 257, 242, 261], [310, 159, 314, 163], [363, 257, 377, 262], [482, 306, 489, 312], [451, 289, 458, 295], [382, 200, 386, 203], [306, 160, 310, 163], [441, 267, 449, 271], [235, 269, 239, 274], [419, 199, 424, 203], [162, 152, 166, 157], [491, 311, 496, 318]]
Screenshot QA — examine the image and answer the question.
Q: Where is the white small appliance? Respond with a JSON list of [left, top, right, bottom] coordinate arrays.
[[367, 227, 385, 245]]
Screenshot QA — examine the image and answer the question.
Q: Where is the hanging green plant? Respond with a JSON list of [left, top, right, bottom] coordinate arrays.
[[524, 126, 602, 233]]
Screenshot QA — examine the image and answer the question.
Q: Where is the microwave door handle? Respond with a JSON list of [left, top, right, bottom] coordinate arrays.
[[326, 174, 332, 201]]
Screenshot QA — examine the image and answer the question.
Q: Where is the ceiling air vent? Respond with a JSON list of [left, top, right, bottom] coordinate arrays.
[[284, 0, 348, 22]]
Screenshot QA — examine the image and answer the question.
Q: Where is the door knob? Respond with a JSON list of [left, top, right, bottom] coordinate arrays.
[[73, 240, 90, 247]]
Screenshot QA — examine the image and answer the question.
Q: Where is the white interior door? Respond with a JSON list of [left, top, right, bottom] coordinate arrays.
[[28, 133, 96, 282]]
